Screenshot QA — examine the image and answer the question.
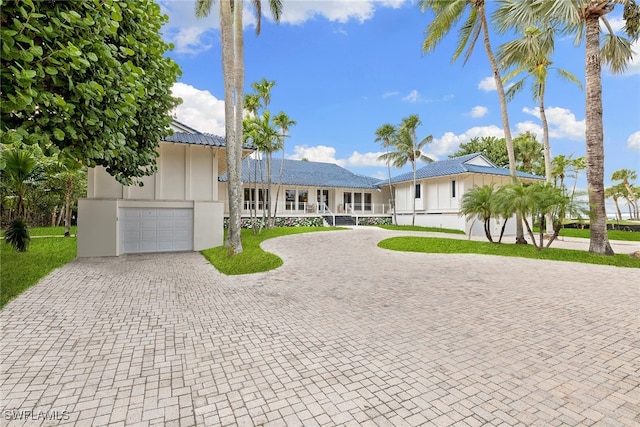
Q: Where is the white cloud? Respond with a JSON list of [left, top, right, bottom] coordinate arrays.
[[522, 106, 585, 140], [623, 40, 640, 75], [402, 89, 428, 103], [478, 76, 496, 92], [430, 125, 505, 156], [469, 105, 488, 118], [627, 131, 640, 151], [382, 91, 400, 99], [345, 151, 386, 167], [160, 0, 407, 54], [171, 83, 226, 135], [287, 145, 343, 165]]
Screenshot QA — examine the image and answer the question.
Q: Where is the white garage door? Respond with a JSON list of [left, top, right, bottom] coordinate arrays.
[[120, 208, 193, 254]]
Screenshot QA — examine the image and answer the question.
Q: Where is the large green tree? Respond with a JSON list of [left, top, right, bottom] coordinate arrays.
[[1, 0, 181, 185], [196, 0, 283, 254], [499, 0, 640, 254], [420, 0, 525, 243], [450, 136, 510, 167]]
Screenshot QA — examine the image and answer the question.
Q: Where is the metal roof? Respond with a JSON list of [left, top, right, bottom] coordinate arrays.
[[220, 158, 380, 189], [377, 153, 543, 185], [164, 120, 256, 150]]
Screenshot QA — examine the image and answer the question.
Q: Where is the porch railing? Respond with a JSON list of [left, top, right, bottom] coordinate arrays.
[[344, 203, 392, 215]]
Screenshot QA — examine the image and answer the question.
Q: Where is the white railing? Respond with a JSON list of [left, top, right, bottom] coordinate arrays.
[[344, 203, 392, 215]]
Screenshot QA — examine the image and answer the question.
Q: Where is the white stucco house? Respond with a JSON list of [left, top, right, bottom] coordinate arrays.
[[378, 153, 543, 235], [77, 121, 253, 257]]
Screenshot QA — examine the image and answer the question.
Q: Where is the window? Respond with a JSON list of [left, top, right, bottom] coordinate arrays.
[[364, 193, 372, 211], [243, 188, 269, 210], [285, 189, 296, 210], [415, 184, 421, 199], [298, 190, 308, 210], [354, 192, 362, 210], [451, 180, 456, 198]]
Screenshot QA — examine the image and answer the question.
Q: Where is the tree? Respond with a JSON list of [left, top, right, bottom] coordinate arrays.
[[551, 154, 573, 194], [605, 183, 626, 220], [51, 154, 84, 236], [1, 0, 181, 185], [513, 131, 544, 174], [503, 0, 640, 254], [196, 0, 283, 254], [375, 124, 398, 225], [378, 115, 433, 226], [460, 184, 504, 243], [497, 25, 582, 183], [450, 136, 510, 167], [0, 147, 39, 219], [272, 111, 296, 217], [420, 0, 525, 243], [611, 168, 639, 218]]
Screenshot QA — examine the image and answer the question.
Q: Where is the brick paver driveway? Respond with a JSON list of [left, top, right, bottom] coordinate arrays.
[[1, 228, 638, 426]]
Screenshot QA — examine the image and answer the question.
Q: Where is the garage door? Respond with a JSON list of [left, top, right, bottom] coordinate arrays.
[[120, 208, 193, 254]]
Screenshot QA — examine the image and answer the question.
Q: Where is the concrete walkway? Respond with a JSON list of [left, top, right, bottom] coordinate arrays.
[[1, 227, 638, 426]]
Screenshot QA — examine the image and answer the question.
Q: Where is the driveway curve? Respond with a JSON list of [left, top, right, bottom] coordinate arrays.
[[1, 227, 638, 426]]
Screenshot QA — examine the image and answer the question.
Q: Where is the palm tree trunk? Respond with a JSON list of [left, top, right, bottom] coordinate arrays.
[[479, 6, 525, 243], [613, 195, 622, 220], [273, 146, 285, 217], [64, 176, 73, 237], [386, 158, 397, 225], [221, 0, 242, 253], [585, 15, 613, 255], [540, 85, 554, 235], [411, 161, 416, 226]]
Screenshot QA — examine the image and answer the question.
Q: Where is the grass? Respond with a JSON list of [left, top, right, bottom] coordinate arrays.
[[376, 224, 466, 235], [201, 226, 343, 275], [556, 228, 640, 242], [1, 236, 77, 308], [378, 236, 640, 269], [29, 226, 77, 236]]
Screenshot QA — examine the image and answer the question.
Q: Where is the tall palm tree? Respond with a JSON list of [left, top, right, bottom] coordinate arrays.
[[379, 115, 433, 226], [611, 168, 639, 218], [497, 25, 582, 184], [375, 123, 398, 225], [195, 0, 283, 254], [503, 0, 639, 254], [272, 111, 296, 216], [420, 0, 525, 243]]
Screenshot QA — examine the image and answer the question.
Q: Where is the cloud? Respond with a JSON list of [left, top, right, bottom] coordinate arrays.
[[430, 125, 505, 156], [382, 91, 400, 99], [286, 146, 387, 168], [522, 106, 585, 140], [623, 40, 640, 75], [171, 83, 226, 135], [469, 106, 488, 118], [279, 0, 405, 25], [478, 76, 496, 92], [287, 145, 343, 165], [402, 89, 428, 103], [627, 130, 640, 151]]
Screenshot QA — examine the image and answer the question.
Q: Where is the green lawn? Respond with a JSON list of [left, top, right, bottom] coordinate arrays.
[[378, 236, 640, 268], [201, 226, 343, 275], [377, 224, 466, 234], [556, 227, 640, 242], [1, 236, 77, 308], [29, 226, 77, 236]]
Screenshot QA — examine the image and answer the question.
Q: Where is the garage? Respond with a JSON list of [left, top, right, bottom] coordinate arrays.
[[120, 208, 193, 254]]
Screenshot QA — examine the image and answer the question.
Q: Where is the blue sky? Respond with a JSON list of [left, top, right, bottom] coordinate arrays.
[[158, 0, 639, 210]]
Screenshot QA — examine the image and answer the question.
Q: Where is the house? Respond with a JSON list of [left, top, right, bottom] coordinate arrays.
[[219, 157, 391, 224], [377, 153, 543, 235], [77, 121, 253, 257]]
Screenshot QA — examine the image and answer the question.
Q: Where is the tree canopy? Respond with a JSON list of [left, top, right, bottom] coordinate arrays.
[[1, 0, 181, 185]]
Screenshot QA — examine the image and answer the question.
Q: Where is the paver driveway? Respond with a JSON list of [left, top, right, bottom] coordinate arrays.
[[1, 228, 638, 426]]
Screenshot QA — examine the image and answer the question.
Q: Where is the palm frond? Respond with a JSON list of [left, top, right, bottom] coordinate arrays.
[[195, 0, 214, 18], [554, 68, 583, 90], [493, 0, 541, 33], [601, 33, 634, 73], [456, 7, 481, 64], [421, 0, 467, 54]]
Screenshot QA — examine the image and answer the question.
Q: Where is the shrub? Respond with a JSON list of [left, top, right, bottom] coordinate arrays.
[[4, 218, 31, 252], [224, 216, 324, 229], [357, 217, 392, 226]]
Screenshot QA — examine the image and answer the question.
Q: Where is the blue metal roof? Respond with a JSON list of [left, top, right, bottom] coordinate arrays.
[[164, 120, 256, 150], [220, 158, 380, 189], [377, 153, 543, 185]]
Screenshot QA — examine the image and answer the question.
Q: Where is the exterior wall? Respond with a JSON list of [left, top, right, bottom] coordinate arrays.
[[80, 142, 222, 257], [77, 199, 119, 257], [77, 199, 224, 257], [89, 143, 220, 202]]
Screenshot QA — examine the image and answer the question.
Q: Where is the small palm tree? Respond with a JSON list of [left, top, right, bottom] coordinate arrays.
[[611, 168, 639, 218], [272, 111, 296, 216], [4, 218, 30, 252], [1, 148, 39, 219], [375, 123, 398, 225], [605, 184, 626, 221], [460, 184, 499, 243]]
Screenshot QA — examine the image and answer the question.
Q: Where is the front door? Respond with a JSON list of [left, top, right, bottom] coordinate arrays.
[[317, 189, 329, 212]]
